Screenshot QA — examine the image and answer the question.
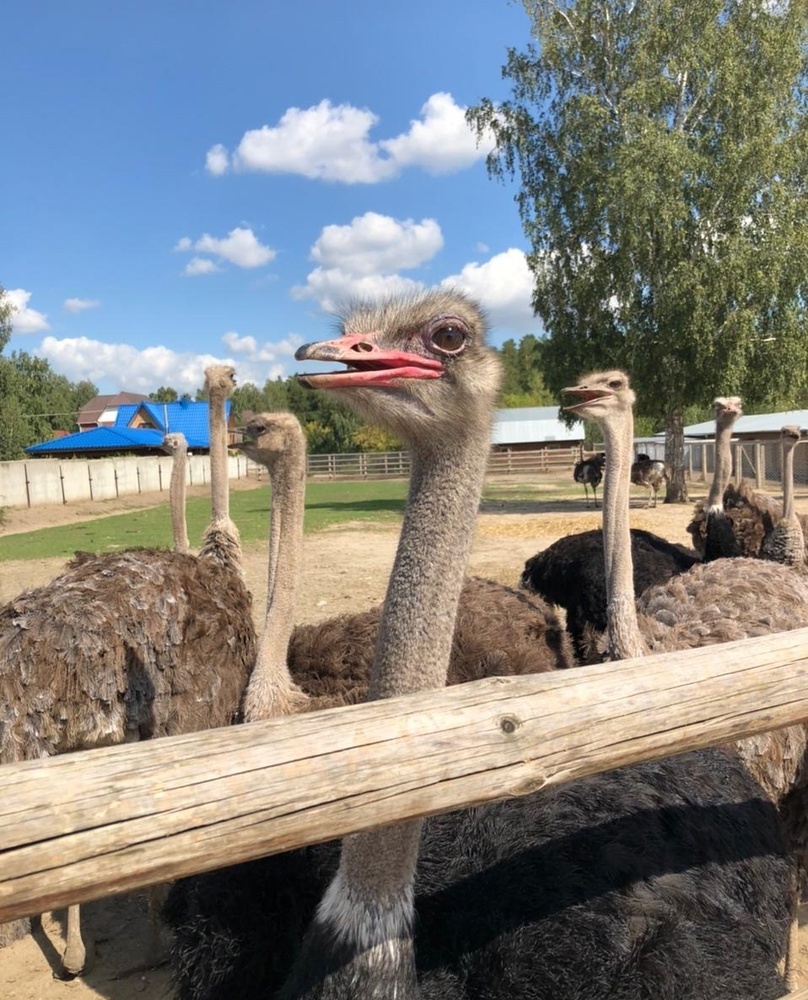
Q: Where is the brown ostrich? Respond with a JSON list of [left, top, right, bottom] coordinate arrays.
[[167, 293, 792, 1000], [162, 431, 190, 554], [761, 426, 806, 567], [629, 453, 669, 507], [232, 410, 575, 723], [0, 365, 255, 977], [686, 396, 743, 559], [563, 369, 808, 987]]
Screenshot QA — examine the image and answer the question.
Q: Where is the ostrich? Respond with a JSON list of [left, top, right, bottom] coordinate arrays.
[[162, 431, 190, 554], [630, 453, 669, 507], [166, 291, 791, 1000], [0, 365, 255, 977], [573, 451, 606, 507], [686, 396, 743, 560], [761, 426, 805, 567], [563, 369, 808, 986], [233, 411, 575, 723], [520, 527, 699, 661]]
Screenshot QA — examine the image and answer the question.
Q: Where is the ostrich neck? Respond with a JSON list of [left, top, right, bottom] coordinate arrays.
[[284, 413, 494, 999], [242, 438, 307, 721], [169, 447, 189, 554], [601, 413, 647, 660], [782, 441, 796, 522], [707, 418, 735, 511], [208, 387, 230, 525]]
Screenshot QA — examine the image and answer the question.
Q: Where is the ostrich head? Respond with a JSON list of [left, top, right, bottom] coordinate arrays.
[[781, 425, 803, 447], [714, 395, 742, 429], [204, 364, 237, 397], [562, 370, 635, 424], [234, 412, 306, 472], [161, 432, 187, 456], [294, 289, 501, 445]]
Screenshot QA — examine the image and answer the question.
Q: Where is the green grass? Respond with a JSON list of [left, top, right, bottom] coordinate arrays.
[[0, 480, 411, 562], [0, 476, 580, 563]]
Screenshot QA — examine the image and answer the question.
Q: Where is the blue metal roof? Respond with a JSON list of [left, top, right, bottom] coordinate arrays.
[[26, 399, 233, 454], [26, 427, 166, 455]]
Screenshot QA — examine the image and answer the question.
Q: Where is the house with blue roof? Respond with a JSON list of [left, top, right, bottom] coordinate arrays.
[[26, 398, 234, 457]]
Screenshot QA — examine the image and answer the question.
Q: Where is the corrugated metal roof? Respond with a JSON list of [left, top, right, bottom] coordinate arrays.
[[26, 427, 166, 454], [114, 400, 230, 443], [677, 410, 808, 438], [491, 406, 582, 445], [27, 399, 233, 454]]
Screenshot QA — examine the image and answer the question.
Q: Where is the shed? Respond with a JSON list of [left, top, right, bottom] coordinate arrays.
[[491, 406, 583, 452], [677, 410, 808, 442]]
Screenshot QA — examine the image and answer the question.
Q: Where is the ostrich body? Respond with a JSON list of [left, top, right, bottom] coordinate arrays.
[[761, 426, 805, 567], [630, 453, 669, 507], [573, 451, 605, 507], [0, 366, 255, 976], [162, 431, 190, 554], [166, 293, 791, 1000], [520, 528, 699, 661], [564, 369, 808, 986], [686, 396, 743, 560], [234, 411, 574, 724]]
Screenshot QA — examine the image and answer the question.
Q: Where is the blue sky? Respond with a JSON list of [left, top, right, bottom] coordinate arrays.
[[2, 0, 540, 396]]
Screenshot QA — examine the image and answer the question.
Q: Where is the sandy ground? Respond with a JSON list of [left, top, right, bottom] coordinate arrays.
[[2, 481, 808, 998]]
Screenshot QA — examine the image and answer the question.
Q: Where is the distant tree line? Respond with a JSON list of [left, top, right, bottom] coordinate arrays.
[[0, 291, 98, 462]]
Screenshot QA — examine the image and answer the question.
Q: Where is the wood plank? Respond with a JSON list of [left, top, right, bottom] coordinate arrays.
[[2, 627, 808, 922]]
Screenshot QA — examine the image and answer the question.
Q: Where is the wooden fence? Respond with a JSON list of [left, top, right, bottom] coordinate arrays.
[[2, 626, 808, 923], [301, 446, 580, 481]]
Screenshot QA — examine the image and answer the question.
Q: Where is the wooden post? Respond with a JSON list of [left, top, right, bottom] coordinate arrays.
[[755, 441, 765, 488]]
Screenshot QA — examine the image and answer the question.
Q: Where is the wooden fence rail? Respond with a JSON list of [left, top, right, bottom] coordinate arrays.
[[2, 627, 808, 922]]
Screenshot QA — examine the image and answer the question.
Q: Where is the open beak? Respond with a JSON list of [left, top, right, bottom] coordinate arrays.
[[295, 332, 444, 390], [561, 385, 614, 415]]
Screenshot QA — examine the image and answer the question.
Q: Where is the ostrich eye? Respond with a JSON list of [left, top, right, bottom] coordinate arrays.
[[608, 379, 623, 389], [429, 322, 467, 354]]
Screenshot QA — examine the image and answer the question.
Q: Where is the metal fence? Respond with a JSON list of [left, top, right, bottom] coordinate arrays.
[[687, 439, 808, 488]]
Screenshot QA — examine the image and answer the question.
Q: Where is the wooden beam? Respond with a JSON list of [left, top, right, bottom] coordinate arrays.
[[2, 627, 808, 922]]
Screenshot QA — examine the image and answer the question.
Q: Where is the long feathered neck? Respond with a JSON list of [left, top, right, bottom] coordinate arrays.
[[601, 407, 647, 660], [782, 437, 797, 524], [168, 443, 190, 554], [279, 407, 495, 1000], [199, 381, 242, 569], [242, 433, 308, 720], [707, 413, 736, 512]]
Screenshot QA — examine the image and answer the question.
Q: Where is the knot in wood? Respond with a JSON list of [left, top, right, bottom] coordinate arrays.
[[499, 714, 521, 736]]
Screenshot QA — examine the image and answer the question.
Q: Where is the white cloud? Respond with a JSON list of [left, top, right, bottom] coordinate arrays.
[[222, 329, 304, 365], [205, 143, 229, 176], [207, 92, 493, 184], [292, 212, 442, 310], [228, 100, 394, 184], [292, 269, 424, 313], [64, 297, 101, 314], [380, 93, 495, 175], [311, 213, 443, 275], [37, 329, 303, 394], [184, 257, 221, 276], [2, 288, 50, 334], [442, 249, 538, 335], [174, 226, 276, 273]]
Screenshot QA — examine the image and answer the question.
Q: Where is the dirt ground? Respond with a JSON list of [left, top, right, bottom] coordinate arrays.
[[2, 480, 808, 999]]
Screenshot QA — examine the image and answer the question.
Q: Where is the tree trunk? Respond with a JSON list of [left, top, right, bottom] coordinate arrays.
[[664, 408, 688, 503]]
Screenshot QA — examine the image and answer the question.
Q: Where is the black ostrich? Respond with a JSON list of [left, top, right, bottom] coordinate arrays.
[[520, 528, 700, 661], [573, 451, 606, 507], [165, 292, 790, 1000]]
